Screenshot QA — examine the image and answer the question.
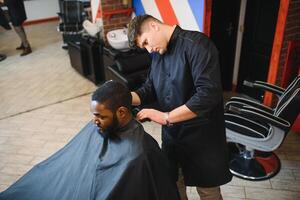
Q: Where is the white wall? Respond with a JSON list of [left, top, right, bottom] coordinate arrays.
[[24, 0, 59, 21]]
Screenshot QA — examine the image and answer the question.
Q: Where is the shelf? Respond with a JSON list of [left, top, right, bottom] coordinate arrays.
[[103, 8, 133, 19]]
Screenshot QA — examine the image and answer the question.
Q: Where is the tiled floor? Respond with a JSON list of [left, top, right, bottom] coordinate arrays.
[[0, 22, 300, 200]]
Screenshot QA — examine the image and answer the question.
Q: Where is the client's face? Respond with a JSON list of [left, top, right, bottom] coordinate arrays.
[[91, 101, 119, 134]]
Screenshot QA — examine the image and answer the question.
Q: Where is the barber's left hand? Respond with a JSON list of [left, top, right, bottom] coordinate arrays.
[[136, 109, 166, 125]]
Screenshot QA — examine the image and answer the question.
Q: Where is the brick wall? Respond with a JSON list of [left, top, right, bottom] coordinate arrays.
[[277, 0, 300, 85], [101, 0, 132, 42]]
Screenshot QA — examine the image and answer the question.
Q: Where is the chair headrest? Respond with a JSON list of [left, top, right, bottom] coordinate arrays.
[[83, 20, 101, 37], [115, 52, 151, 74]]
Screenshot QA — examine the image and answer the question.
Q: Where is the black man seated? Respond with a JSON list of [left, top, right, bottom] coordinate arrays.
[[0, 80, 179, 200]]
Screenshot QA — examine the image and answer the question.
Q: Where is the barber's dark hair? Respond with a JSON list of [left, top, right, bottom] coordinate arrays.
[[92, 80, 132, 112], [127, 14, 161, 48]]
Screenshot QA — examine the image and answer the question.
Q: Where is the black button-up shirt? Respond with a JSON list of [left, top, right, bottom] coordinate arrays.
[[135, 26, 223, 119]]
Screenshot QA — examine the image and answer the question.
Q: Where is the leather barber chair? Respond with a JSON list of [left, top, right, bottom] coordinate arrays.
[[231, 76, 300, 104], [225, 76, 300, 126], [57, 0, 90, 48], [224, 77, 300, 180], [104, 47, 151, 91], [68, 36, 106, 85]]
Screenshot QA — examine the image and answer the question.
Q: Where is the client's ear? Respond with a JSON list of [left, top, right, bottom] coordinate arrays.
[[116, 106, 127, 120]]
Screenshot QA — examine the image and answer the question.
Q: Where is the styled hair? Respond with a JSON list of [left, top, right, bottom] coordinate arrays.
[[127, 14, 161, 48], [92, 80, 132, 112]]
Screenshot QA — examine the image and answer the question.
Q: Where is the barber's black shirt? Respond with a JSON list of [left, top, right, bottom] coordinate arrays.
[[135, 26, 223, 118]]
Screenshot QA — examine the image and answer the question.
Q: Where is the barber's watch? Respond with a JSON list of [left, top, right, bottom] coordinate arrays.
[[164, 112, 173, 127]]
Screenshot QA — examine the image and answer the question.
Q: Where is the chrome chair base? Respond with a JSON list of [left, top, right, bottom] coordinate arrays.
[[228, 143, 281, 181]]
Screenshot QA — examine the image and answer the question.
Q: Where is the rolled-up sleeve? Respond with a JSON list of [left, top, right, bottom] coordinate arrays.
[[185, 39, 223, 117]]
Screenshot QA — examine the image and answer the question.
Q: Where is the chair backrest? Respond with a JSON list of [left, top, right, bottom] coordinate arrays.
[[275, 87, 300, 125], [284, 75, 300, 93], [59, 0, 85, 24], [275, 76, 300, 110], [281, 40, 300, 88]]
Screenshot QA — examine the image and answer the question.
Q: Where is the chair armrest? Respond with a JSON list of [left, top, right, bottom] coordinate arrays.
[[225, 97, 274, 113], [106, 65, 128, 83], [228, 105, 290, 130], [243, 80, 284, 97]]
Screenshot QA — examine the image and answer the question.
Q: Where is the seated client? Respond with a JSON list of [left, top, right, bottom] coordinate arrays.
[[0, 80, 179, 200]]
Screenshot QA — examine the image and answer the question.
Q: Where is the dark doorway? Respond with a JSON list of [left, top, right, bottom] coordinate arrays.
[[210, 0, 241, 91], [237, 0, 280, 99]]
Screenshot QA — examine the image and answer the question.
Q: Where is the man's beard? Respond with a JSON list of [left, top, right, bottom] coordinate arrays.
[[101, 113, 120, 139]]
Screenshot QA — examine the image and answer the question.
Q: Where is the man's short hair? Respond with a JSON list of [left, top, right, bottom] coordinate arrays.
[[92, 80, 132, 112], [127, 14, 160, 48]]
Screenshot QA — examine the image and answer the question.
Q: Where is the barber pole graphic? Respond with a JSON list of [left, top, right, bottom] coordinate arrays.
[[133, 0, 205, 32], [91, 0, 102, 23]]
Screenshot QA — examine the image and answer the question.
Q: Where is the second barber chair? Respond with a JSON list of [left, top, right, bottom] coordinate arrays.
[[68, 36, 106, 85], [104, 47, 151, 91], [57, 0, 90, 48]]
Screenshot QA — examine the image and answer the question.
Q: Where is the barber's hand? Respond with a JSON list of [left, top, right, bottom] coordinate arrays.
[[0, 0, 4, 4], [136, 109, 166, 125]]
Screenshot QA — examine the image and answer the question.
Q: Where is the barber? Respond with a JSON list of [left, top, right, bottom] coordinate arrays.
[[128, 15, 232, 200]]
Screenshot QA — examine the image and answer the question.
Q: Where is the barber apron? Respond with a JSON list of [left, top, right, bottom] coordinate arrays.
[[161, 103, 232, 187]]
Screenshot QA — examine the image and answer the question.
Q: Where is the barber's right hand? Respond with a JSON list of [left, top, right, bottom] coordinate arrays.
[[136, 108, 166, 125], [139, 117, 151, 123]]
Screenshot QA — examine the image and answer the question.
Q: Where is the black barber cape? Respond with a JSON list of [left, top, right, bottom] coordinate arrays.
[[0, 120, 179, 200]]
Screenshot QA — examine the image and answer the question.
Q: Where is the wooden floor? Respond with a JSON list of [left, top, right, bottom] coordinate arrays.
[[0, 21, 300, 200]]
